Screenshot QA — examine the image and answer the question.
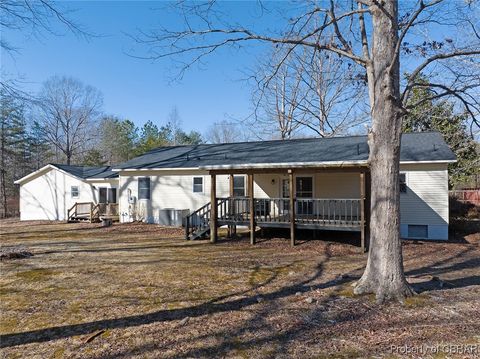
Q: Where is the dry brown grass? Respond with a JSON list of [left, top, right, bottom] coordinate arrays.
[[0, 219, 479, 358]]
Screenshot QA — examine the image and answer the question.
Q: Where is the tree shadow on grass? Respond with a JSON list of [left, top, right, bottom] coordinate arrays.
[[92, 268, 368, 359], [405, 245, 480, 293], [0, 254, 362, 349]]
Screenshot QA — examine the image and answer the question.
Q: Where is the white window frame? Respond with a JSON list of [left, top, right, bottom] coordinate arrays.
[[193, 176, 204, 193], [71, 186, 79, 198], [295, 175, 314, 198], [233, 175, 246, 197], [138, 177, 151, 200]]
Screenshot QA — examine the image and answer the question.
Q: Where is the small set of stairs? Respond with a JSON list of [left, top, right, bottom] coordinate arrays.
[[185, 202, 212, 240], [185, 199, 228, 240], [68, 215, 94, 223], [67, 202, 100, 223]]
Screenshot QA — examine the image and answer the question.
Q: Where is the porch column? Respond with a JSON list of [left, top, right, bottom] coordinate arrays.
[[289, 169, 295, 246], [210, 174, 217, 243], [229, 174, 236, 237], [360, 171, 366, 252], [248, 173, 255, 245]]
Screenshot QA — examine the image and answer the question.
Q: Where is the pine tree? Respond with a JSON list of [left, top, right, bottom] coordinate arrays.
[[403, 77, 478, 187], [0, 93, 28, 217]]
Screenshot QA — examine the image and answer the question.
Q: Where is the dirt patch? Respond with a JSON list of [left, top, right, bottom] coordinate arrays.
[[0, 219, 479, 358], [0, 247, 33, 260]]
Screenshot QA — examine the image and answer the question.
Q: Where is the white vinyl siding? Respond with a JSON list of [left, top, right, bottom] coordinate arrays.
[[118, 171, 276, 223], [18, 169, 114, 221], [314, 173, 361, 198], [399, 163, 449, 225], [118, 165, 450, 241]]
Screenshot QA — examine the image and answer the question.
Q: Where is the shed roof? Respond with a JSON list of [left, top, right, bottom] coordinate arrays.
[[114, 132, 456, 171], [14, 163, 118, 185], [52, 164, 119, 179]]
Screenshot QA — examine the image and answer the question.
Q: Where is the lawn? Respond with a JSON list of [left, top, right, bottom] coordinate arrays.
[[0, 219, 479, 358]]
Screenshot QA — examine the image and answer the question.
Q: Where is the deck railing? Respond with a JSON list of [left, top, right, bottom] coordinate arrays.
[[296, 198, 361, 226], [215, 197, 361, 227], [68, 202, 119, 223]]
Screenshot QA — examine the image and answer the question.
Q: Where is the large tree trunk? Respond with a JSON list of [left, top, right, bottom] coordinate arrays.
[[0, 119, 7, 218], [354, 0, 415, 303]]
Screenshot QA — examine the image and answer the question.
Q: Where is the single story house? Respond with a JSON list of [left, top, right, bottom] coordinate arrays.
[[15, 132, 456, 248], [14, 164, 118, 221]]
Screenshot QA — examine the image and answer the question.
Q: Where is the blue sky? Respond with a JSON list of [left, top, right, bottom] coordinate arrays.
[[2, 1, 478, 137], [2, 1, 275, 133]]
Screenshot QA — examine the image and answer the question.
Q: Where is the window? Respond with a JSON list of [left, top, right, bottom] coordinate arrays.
[[99, 188, 107, 203], [399, 173, 407, 193], [408, 225, 428, 239], [296, 177, 313, 215], [193, 177, 203, 193], [71, 186, 79, 198], [108, 188, 117, 203], [138, 177, 151, 200], [296, 177, 313, 198], [233, 176, 246, 197], [99, 188, 117, 203]]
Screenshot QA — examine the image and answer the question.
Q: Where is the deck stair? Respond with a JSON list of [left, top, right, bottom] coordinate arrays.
[[68, 202, 101, 223], [185, 199, 228, 240]]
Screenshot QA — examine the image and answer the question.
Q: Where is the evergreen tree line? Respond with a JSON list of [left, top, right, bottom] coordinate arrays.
[[0, 76, 202, 217], [1, 74, 478, 217]]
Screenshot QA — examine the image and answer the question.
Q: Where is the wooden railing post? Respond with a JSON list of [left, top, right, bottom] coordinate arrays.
[[248, 173, 255, 245], [289, 170, 295, 246], [210, 174, 217, 243], [185, 216, 190, 240], [229, 174, 235, 237]]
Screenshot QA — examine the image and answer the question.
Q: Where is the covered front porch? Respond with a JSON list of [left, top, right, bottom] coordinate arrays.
[[186, 166, 371, 251]]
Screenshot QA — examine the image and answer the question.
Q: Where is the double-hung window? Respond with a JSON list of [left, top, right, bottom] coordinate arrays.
[[138, 177, 151, 200], [193, 177, 203, 193], [233, 176, 246, 197], [71, 186, 79, 198]]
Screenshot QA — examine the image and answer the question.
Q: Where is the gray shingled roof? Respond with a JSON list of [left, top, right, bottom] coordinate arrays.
[[52, 164, 118, 179], [113, 132, 455, 171]]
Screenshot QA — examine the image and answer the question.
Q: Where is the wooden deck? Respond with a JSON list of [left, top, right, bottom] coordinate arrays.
[[67, 202, 119, 223], [185, 197, 364, 243], [187, 169, 370, 251]]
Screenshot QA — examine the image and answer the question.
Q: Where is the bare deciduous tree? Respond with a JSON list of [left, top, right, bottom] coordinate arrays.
[[132, 0, 480, 302], [37, 76, 103, 165], [253, 44, 368, 139], [252, 51, 304, 139], [1, 1, 89, 97], [205, 120, 244, 143]]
